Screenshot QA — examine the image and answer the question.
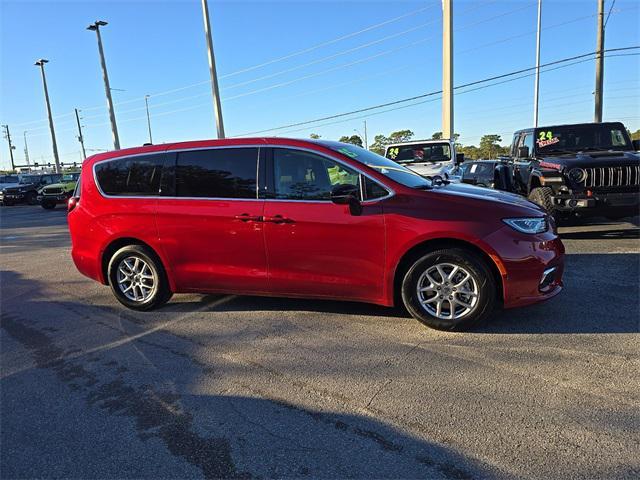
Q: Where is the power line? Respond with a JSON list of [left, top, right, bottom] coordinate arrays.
[[235, 46, 639, 137]]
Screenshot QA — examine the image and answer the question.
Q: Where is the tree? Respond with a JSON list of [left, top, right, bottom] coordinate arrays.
[[368, 129, 414, 155], [338, 135, 363, 147], [630, 129, 640, 141], [478, 134, 506, 159], [309, 133, 321, 139], [431, 131, 443, 140]]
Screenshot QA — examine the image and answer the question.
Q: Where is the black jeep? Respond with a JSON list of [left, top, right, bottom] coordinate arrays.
[[0, 173, 62, 206], [499, 122, 639, 221]]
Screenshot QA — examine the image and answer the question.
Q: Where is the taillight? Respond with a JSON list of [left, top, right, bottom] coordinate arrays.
[[67, 196, 79, 212]]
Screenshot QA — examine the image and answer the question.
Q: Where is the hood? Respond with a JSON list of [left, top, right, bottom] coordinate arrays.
[[541, 150, 640, 169], [430, 182, 544, 214], [3, 183, 35, 192]]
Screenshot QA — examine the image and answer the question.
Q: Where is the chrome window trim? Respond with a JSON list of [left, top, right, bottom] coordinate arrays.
[[92, 144, 395, 203]]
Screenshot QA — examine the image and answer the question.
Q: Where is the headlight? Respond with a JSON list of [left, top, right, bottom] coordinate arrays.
[[503, 217, 548, 234], [568, 168, 586, 183]]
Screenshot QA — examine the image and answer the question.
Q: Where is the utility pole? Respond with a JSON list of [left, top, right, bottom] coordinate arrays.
[[75, 108, 87, 160], [363, 120, 369, 150], [201, 0, 225, 138], [594, 0, 605, 122], [87, 20, 121, 150], [34, 59, 61, 173], [442, 0, 454, 140], [2, 125, 16, 171], [533, 0, 542, 127], [23, 131, 30, 166], [144, 95, 153, 144]]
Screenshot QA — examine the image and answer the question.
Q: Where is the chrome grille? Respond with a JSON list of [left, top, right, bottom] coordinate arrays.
[[43, 187, 63, 195], [585, 165, 640, 188]]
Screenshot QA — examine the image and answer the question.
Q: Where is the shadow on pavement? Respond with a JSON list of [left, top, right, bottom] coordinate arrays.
[[1, 269, 499, 479]]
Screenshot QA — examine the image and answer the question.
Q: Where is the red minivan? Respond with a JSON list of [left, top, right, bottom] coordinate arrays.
[[68, 138, 564, 330]]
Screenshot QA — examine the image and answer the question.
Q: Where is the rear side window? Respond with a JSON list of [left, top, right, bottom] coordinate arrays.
[[176, 148, 258, 198], [95, 154, 164, 196]]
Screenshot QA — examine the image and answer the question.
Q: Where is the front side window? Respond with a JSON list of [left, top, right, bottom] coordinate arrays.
[[176, 148, 258, 198], [273, 148, 359, 200], [522, 133, 534, 157], [95, 154, 165, 196]]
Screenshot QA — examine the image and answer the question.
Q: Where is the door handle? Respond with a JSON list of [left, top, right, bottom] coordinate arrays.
[[263, 215, 294, 224], [234, 213, 262, 222]]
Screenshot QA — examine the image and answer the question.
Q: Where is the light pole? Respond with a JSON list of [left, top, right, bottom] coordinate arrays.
[[201, 0, 225, 138], [2, 125, 16, 171], [533, 0, 542, 127], [87, 20, 121, 150], [144, 95, 153, 144], [74, 109, 87, 160], [34, 59, 61, 173], [23, 131, 30, 166], [442, 0, 454, 140], [594, 0, 605, 122]]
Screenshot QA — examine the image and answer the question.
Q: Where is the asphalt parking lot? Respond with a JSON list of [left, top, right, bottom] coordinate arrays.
[[1, 205, 639, 479]]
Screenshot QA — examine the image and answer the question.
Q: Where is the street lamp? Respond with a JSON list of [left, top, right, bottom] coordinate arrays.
[[34, 59, 61, 173], [87, 20, 120, 150], [144, 95, 153, 144]]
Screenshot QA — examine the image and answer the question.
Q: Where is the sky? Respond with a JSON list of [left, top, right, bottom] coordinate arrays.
[[1, 0, 639, 170]]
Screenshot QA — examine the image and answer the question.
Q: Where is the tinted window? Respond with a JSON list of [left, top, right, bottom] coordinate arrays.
[[96, 154, 164, 196], [176, 148, 258, 198], [273, 148, 359, 200], [364, 177, 388, 200], [522, 133, 534, 157], [534, 123, 633, 153]]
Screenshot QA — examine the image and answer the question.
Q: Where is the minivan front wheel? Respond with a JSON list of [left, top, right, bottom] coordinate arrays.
[[401, 248, 496, 331], [107, 245, 172, 311]]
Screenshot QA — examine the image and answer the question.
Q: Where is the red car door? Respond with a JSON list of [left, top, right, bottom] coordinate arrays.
[[263, 147, 386, 303], [155, 147, 267, 294]]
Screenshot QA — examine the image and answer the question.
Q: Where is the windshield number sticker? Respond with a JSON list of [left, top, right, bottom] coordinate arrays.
[[536, 131, 559, 148], [387, 147, 399, 159]]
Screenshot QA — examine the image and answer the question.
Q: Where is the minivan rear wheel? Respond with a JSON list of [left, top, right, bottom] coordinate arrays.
[[107, 245, 172, 311], [401, 248, 496, 331]]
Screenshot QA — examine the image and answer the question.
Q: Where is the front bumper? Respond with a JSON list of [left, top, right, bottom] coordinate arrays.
[[38, 194, 70, 203], [551, 190, 639, 217], [483, 225, 565, 309], [0, 192, 26, 203]]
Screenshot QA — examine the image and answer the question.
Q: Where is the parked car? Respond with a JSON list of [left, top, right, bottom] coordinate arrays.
[[449, 160, 502, 188], [384, 139, 464, 178], [0, 174, 20, 190], [0, 173, 62, 206], [38, 172, 80, 209], [494, 122, 639, 221], [68, 139, 564, 331]]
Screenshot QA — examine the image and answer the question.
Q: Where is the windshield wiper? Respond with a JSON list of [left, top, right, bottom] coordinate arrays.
[[542, 148, 576, 155]]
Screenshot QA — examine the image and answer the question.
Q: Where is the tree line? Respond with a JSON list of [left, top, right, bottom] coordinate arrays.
[[310, 130, 510, 159]]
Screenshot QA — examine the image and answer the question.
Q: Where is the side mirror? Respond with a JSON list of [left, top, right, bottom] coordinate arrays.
[[517, 146, 530, 158], [330, 184, 362, 216], [455, 153, 465, 164], [632, 139, 640, 151]]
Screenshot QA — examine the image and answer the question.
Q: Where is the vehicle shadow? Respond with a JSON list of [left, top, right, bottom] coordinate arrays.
[[1, 269, 502, 479], [157, 252, 639, 334]]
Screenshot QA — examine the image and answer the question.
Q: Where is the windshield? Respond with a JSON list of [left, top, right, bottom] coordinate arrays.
[[19, 175, 39, 184], [320, 141, 431, 189], [385, 142, 451, 164], [0, 175, 19, 183], [534, 123, 632, 154], [62, 173, 79, 182]]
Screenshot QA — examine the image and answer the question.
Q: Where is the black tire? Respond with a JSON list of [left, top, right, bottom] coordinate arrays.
[[527, 186, 555, 214], [41, 200, 56, 210], [2, 200, 13, 206], [401, 248, 497, 331], [26, 191, 38, 205], [107, 244, 172, 311]]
